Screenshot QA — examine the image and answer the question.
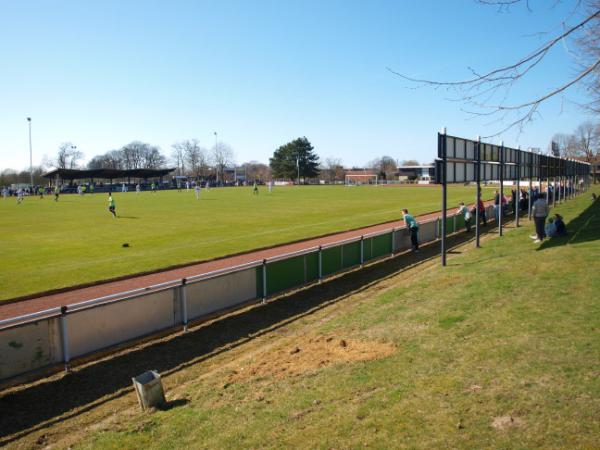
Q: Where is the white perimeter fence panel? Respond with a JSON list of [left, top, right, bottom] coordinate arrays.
[[67, 289, 178, 359], [420, 220, 438, 243], [186, 268, 257, 320], [0, 318, 63, 379]]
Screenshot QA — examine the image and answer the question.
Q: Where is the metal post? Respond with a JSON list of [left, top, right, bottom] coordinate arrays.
[[528, 151, 533, 220], [59, 306, 70, 372], [475, 137, 481, 248], [360, 236, 364, 267], [441, 129, 447, 266], [499, 142, 504, 237], [515, 146, 520, 227], [318, 246, 323, 283], [262, 259, 267, 303], [180, 279, 188, 332]]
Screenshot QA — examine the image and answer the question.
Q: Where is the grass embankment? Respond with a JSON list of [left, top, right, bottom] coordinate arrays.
[[5, 187, 596, 449], [0, 185, 492, 301]]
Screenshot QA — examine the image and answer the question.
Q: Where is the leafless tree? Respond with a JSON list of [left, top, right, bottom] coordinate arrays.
[[321, 158, 346, 182], [176, 139, 210, 179], [243, 161, 271, 182], [401, 159, 420, 166], [87, 150, 123, 170], [367, 156, 397, 179], [55, 142, 84, 169], [212, 142, 235, 182], [120, 141, 165, 169], [171, 142, 187, 176], [390, 1, 600, 136]]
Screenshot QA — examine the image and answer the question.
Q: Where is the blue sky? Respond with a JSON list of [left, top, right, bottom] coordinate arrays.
[[0, 0, 593, 170]]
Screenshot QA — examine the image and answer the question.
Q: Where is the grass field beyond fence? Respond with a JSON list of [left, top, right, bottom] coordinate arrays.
[[0, 185, 493, 301]]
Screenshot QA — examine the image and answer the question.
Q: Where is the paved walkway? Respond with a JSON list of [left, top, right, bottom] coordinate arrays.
[[0, 206, 481, 321]]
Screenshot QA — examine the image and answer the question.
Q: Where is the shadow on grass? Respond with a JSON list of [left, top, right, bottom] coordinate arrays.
[[0, 226, 498, 445], [537, 198, 600, 251]]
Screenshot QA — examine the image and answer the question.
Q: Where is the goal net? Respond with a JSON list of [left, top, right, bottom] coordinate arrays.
[[345, 174, 379, 186]]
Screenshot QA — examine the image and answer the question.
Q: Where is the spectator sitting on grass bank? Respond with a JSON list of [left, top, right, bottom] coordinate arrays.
[[554, 214, 567, 237], [545, 217, 557, 238]]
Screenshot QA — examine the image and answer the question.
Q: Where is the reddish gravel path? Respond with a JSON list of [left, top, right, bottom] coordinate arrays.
[[0, 205, 487, 321]]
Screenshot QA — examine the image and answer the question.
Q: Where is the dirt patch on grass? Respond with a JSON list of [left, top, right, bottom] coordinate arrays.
[[492, 415, 525, 430], [225, 335, 395, 383]]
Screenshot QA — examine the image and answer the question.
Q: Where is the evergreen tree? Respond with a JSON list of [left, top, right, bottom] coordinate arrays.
[[269, 137, 320, 181]]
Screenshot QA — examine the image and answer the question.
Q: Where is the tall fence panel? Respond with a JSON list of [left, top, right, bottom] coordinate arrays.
[[0, 318, 62, 380]]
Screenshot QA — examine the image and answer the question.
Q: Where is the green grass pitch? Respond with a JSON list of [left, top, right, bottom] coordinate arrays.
[[0, 185, 494, 301]]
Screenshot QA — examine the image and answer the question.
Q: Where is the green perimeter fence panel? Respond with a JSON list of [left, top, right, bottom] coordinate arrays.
[[342, 241, 361, 269], [256, 265, 264, 298], [438, 215, 457, 235], [372, 232, 393, 259], [322, 246, 342, 276], [265, 253, 319, 296], [455, 214, 466, 231], [364, 233, 393, 262]]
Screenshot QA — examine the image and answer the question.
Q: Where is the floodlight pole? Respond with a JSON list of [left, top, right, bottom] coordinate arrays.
[[441, 127, 447, 267], [296, 155, 300, 186], [475, 136, 481, 248], [27, 117, 33, 188]]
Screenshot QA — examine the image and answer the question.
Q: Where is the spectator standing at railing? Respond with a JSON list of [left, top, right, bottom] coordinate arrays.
[[402, 209, 419, 253], [477, 198, 487, 226], [531, 194, 549, 243], [457, 202, 472, 232], [493, 190, 501, 221]]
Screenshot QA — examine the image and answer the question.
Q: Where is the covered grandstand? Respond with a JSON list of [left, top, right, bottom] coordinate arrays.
[[43, 168, 175, 184]]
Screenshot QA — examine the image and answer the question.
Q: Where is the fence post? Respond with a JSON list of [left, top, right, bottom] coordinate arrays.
[[360, 236, 364, 267], [180, 279, 188, 332], [262, 259, 267, 303], [59, 305, 70, 372], [318, 246, 323, 283]]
